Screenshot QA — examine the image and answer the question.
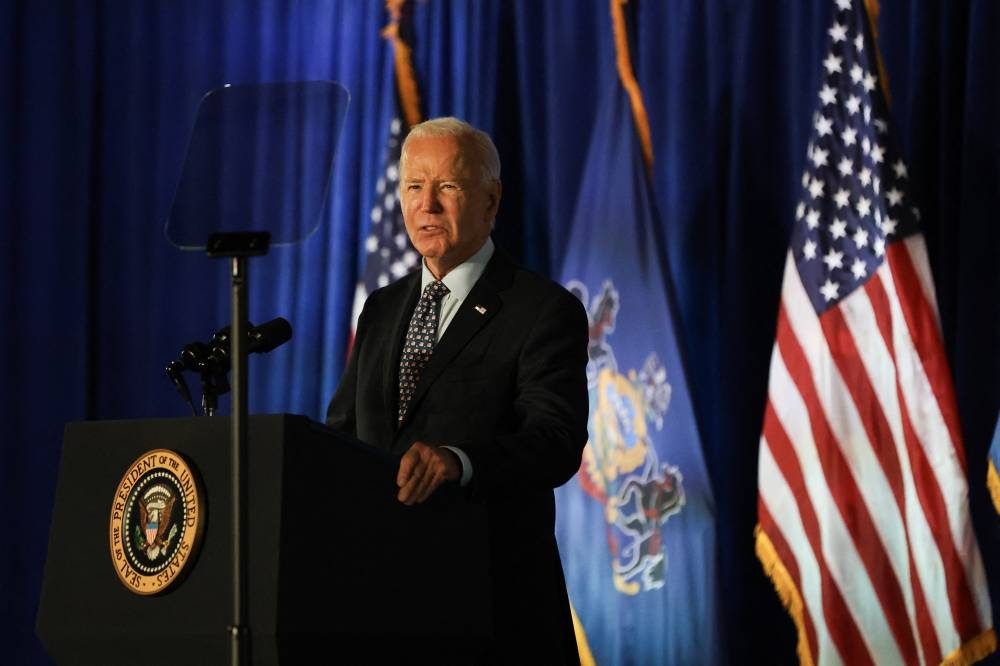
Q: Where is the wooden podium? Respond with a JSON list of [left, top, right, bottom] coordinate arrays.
[[36, 414, 493, 664]]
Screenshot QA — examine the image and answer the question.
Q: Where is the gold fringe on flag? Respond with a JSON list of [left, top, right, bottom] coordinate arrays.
[[755, 525, 816, 666], [941, 629, 998, 666], [383, 0, 422, 127], [570, 602, 597, 666], [610, 0, 654, 175], [758, 523, 998, 665]]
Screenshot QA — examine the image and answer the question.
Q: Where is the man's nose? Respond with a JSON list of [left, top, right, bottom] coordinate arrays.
[[420, 187, 442, 212]]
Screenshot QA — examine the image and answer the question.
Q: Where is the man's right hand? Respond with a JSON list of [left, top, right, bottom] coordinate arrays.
[[396, 441, 461, 505]]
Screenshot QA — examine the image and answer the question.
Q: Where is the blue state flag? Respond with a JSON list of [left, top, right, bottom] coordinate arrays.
[[554, 71, 721, 665], [988, 410, 1000, 514]]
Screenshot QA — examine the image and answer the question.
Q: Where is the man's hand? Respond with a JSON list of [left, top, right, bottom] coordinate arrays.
[[396, 441, 461, 505]]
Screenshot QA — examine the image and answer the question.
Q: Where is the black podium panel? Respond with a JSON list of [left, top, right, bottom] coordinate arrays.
[[37, 414, 493, 664]]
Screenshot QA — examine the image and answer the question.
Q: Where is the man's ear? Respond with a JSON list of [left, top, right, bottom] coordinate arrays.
[[486, 181, 502, 217]]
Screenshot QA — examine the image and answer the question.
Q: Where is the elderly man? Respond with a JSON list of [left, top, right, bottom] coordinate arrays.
[[327, 117, 588, 663]]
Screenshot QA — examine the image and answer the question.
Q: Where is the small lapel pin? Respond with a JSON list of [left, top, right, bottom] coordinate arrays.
[[474, 304, 487, 315]]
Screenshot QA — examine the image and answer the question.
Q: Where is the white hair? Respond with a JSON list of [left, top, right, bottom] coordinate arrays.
[[401, 116, 501, 184]]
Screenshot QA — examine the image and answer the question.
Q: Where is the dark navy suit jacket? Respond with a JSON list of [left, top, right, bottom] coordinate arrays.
[[327, 246, 589, 663]]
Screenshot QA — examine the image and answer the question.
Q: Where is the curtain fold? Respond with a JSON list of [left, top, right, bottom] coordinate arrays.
[[3, 1, 998, 664]]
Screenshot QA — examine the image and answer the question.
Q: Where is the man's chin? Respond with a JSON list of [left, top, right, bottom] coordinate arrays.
[[413, 240, 449, 260]]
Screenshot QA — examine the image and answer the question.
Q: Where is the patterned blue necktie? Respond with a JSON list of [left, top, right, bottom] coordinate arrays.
[[398, 280, 449, 423]]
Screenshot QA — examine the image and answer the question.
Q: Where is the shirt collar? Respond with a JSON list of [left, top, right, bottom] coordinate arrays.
[[421, 237, 495, 300]]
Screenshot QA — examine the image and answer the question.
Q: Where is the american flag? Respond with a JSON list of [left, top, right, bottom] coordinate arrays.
[[351, 113, 421, 331], [755, 1, 995, 664]]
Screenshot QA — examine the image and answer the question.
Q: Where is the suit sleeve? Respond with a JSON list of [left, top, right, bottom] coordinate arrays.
[[468, 289, 590, 494], [325, 296, 371, 436]]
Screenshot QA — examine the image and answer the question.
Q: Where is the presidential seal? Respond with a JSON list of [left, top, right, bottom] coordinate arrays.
[[108, 449, 205, 595]]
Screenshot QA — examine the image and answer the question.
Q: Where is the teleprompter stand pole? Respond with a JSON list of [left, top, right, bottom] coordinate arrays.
[[207, 231, 271, 666]]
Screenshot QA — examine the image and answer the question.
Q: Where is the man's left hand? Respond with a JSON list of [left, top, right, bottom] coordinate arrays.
[[396, 441, 461, 505]]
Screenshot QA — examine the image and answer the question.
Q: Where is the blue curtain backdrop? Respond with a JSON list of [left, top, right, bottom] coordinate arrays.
[[3, 1, 998, 664]]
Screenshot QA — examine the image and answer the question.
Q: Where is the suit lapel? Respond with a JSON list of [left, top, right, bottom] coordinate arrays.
[[384, 274, 421, 423], [402, 250, 515, 424]]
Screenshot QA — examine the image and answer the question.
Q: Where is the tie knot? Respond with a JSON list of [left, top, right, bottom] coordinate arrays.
[[423, 280, 449, 302]]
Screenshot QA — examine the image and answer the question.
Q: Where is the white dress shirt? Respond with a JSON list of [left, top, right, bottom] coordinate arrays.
[[419, 237, 495, 485]]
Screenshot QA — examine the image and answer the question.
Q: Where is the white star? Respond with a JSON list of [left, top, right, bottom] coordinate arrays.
[[796, 201, 805, 220], [802, 170, 811, 187], [821, 279, 840, 302], [863, 72, 878, 92], [834, 188, 851, 208], [862, 137, 871, 155], [830, 218, 848, 239], [806, 209, 821, 229], [874, 237, 886, 257], [836, 0, 852, 10], [365, 234, 378, 252], [912, 206, 921, 220], [819, 84, 838, 106], [893, 160, 908, 178], [394, 232, 408, 249], [856, 196, 871, 217], [841, 126, 858, 146], [864, 105, 872, 123], [845, 95, 862, 115], [870, 144, 884, 164], [850, 64, 864, 84], [829, 23, 847, 42], [874, 119, 888, 134], [886, 187, 903, 206], [882, 217, 898, 235], [809, 178, 825, 199], [874, 208, 882, 226], [823, 248, 844, 270], [803, 239, 818, 260], [853, 227, 869, 248], [872, 177, 880, 194], [811, 147, 829, 168], [816, 115, 834, 136], [859, 167, 872, 187], [824, 54, 843, 74], [854, 34, 864, 52], [851, 258, 868, 280], [837, 157, 853, 176], [390, 260, 409, 278]]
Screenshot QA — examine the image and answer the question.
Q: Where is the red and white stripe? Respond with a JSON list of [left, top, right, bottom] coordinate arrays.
[[757, 239, 992, 665]]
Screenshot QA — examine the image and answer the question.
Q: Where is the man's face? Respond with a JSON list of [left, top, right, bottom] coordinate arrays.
[[400, 135, 500, 278]]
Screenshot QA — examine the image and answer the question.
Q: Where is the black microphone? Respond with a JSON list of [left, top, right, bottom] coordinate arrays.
[[167, 318, 292, 416], [165, 360, 198, 416], [247, 317, 293, 354], [207, 317, 293, 372]]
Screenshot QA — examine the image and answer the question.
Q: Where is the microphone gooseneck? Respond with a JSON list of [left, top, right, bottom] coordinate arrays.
[[166, 317, 293, 415]]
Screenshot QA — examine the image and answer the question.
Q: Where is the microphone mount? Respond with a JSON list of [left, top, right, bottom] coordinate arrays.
[[165, 317, 292, 416]]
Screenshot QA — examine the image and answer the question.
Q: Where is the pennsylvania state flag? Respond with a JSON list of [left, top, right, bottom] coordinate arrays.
[[988, 410, 1000, 514], [554, 47, 721, 666]]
